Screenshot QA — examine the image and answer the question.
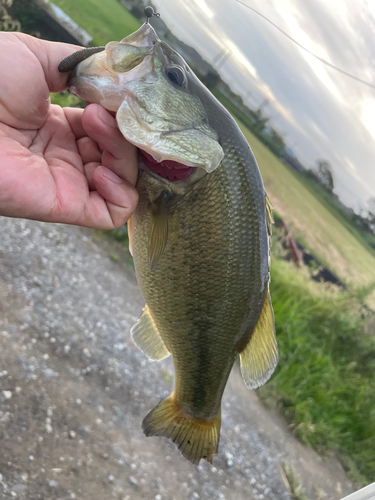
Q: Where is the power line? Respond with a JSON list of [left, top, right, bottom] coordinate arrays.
[[235, 0, 375, 90]]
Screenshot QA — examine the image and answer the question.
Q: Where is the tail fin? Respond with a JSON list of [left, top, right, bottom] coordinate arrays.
[[142, 395, 221, 465]]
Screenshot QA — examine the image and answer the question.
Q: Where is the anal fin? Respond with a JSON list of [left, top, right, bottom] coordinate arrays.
[[239, 293, 278, 389], [131, 305, 170, 361]]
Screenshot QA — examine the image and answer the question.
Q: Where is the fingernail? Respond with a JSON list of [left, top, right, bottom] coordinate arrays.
[[100, 166, 122, 184], [97, 105, 117, 128]]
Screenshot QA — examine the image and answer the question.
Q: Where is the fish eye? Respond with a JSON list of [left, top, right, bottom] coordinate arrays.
[[165, 65, 186, 86]]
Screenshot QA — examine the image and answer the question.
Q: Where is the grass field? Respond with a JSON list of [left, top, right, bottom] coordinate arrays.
[[237, 122, 375, 287], [289, 169, 375, 258], [263, 258, 375, 486], [52, 0, 140, 46]]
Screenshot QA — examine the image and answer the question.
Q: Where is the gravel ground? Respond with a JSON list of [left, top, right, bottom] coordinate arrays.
[[0, 217, 354, 500]]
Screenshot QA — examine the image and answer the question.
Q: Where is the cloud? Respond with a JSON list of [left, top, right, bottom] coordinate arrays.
[[154, 0, 375, 209], [191, 0, 214, 19]]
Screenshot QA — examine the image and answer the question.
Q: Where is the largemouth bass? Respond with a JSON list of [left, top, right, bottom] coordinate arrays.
[[60, 22, 278, 465]]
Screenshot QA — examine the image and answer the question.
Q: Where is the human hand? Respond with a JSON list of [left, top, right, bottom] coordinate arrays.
[[0, 32, 138, 229]]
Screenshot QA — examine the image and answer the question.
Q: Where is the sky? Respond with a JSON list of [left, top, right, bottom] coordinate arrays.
[[151, 0, 375, 212]]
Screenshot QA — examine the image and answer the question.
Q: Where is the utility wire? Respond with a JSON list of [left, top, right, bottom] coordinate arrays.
[[235, 0, 375, 90]]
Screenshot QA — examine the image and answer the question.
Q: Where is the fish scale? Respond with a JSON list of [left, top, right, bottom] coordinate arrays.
[[61, 21, 278, 465], [132, 143, 264, 419]]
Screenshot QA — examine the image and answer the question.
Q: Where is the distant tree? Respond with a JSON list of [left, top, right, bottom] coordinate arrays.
[[351, 198, 375, 240], [282, 153, 305, 172], [316, 159, 334, 193], [270, 129, 286, 155], [200, 71, 220, 90], [253, 109, 269, 132], [366, 197, 375, 233], [368, 197, 375, 214], [0, 0, 21, 31], [130, 4, 145, 19]]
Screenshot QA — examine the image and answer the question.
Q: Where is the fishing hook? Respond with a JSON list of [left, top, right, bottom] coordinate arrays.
[[144, 6, 160, 24]]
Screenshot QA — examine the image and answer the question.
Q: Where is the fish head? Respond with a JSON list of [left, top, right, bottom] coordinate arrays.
[[67, 23, 224, 178]]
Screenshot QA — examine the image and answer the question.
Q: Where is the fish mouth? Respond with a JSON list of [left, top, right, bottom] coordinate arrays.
[[139, 150, 196, 181]]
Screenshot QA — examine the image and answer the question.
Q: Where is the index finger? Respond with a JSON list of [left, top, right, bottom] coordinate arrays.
[[0, 32, 82, 129], [11, 32, 82, 93]]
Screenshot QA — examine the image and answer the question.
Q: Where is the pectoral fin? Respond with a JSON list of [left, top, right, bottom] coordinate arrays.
[[131, 305, 170, 361], [239, 293, 278, 389], [148, 191, 170, 271], [265, 194, 274, 235]]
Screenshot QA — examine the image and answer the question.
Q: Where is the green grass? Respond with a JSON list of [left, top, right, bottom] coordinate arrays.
[[295, 172, 375, 257], [50, 90, 85, 108], [260, 258, 375, 486], [212, 89, 255, 131], [52, 0, 140, 46], [280, 463, 309, 500], [236, 121, 375, 288], [212, 89, 284, 157]]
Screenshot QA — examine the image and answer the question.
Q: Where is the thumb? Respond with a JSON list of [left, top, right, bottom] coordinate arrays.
[[93, 166, 138, 228]]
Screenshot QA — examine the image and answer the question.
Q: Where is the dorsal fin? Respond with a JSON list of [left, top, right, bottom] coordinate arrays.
[[239, 292, 278, 389], [265, 193, 274, 235], [131, 305, 170, 361], [148, 191, 170, 271]]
